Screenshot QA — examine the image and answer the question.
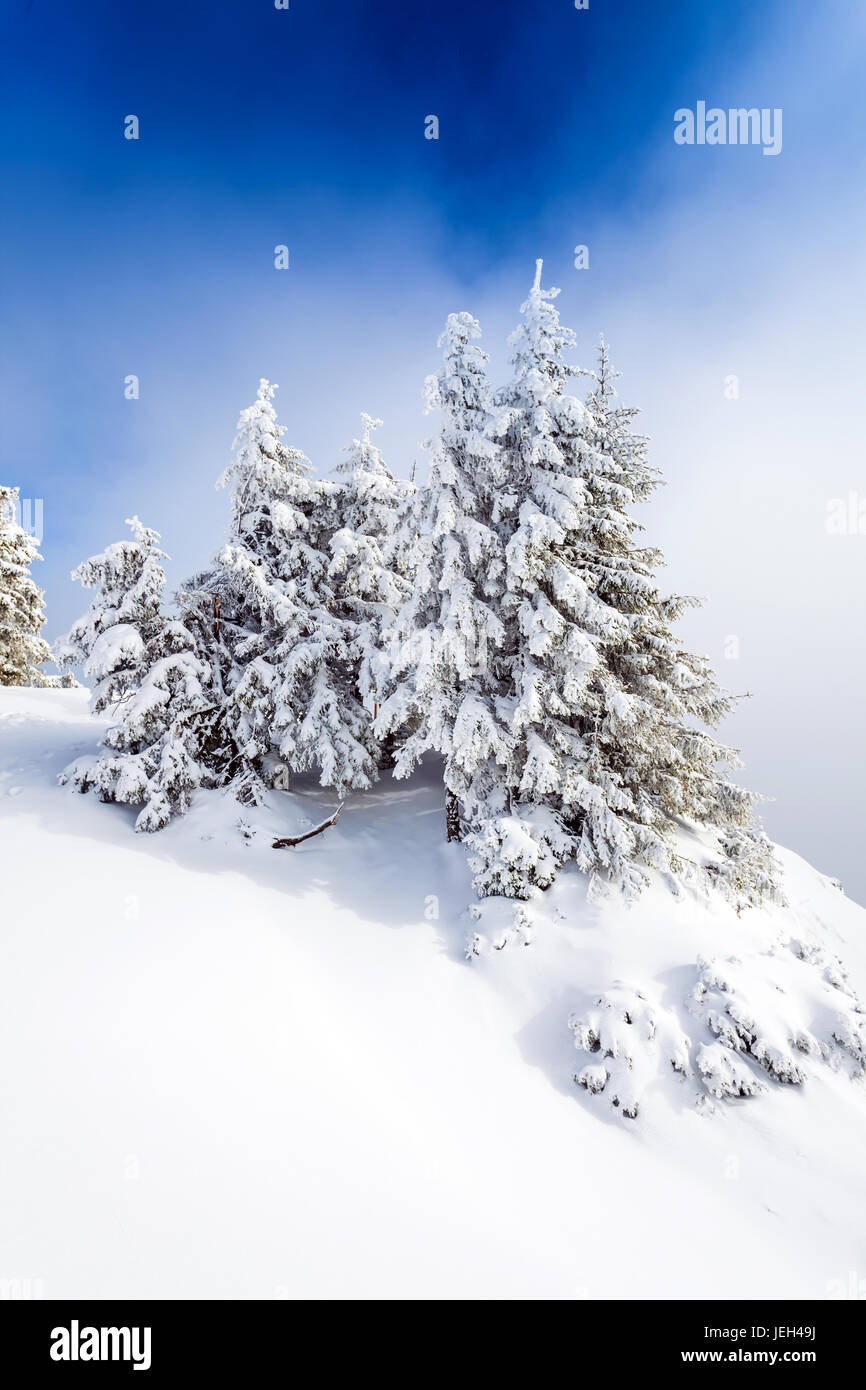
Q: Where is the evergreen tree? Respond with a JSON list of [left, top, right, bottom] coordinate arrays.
[[465, 264, 625, 896], [377, 312, 510, 840], [56, 517, 212, 831], [579, 336, 755, 853], [0, 485, 55, 687], [56, 517, 165, 709], [191, 379, 378, 800], [467, 265, 770, 903], [180, 378, 319, 801], [328, 412, 411, 735]]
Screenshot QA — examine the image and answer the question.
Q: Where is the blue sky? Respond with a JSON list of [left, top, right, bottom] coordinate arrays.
[[2, 0, 865, 896]]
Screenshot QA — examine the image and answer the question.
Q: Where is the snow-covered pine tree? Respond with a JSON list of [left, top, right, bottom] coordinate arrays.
[[179, 378, 315, 802], [56, 516, 165, 709], [467, 264, 775, 905], [56, 517, 212, 831], [327, 412, 411, 737], [0, 485, 56, 687], [578, 336, 762, 880], [191, 379, 380, 800], [464, 263, 621, 897], [377, 312, 510, 841]]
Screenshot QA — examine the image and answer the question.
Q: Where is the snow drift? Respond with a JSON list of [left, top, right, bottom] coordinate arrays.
[[1, 685, 865, 1299]]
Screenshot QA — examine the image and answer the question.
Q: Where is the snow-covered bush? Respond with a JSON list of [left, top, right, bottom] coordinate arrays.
[[706, 827, 786, 912], [465, 898, 538, 956], [694, 1043, 767, 1100], [464, 805, 572, 899], [688, 945, 866, 1088], [569, 984, 692, 1119], [571, 942, 866, 1121]]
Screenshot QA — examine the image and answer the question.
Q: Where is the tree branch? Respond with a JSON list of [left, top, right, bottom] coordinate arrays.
[[272, 802, 344, 849]]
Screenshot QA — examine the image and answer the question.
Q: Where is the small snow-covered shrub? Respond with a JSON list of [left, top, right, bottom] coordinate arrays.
[[568, 983, 692, 1119], [688, 944, 866, 1090], [695, 1043, 767, 1100], [706, 827, 786, 912], [571, 942, 866, 1120], [465, 806, 572, 900], [465, 901, 536, 956]]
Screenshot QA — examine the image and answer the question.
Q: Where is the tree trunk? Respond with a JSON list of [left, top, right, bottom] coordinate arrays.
[[445, 789, 461, 843]]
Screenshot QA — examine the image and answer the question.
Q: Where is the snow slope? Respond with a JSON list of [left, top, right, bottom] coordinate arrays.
[[1, 686, 865, 1300]]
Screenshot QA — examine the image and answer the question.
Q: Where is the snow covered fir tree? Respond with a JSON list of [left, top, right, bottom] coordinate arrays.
[[52, 270, 780, 913], [377, 312, 509, 846], [181, 380, 400, 805], [326, 411, 412, 763], [55, 517, 212, 831], [461, 267, 778, 909], [177, 376, 331, 806]]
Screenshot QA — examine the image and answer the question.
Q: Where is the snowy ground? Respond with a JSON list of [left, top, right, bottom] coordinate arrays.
[[1, 686, 865, 1300]]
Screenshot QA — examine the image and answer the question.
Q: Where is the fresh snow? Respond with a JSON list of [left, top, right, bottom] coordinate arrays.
[[2, 684, 865, 1299]]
